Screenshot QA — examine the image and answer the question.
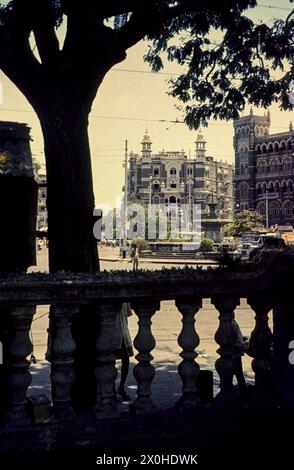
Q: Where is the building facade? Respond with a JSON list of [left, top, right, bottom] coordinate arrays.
[[128, 131, 234, 220], [33, 162, 47, 231], [234, 110, 294, 225]]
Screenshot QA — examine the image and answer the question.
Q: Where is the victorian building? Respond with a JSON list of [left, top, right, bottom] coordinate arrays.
[[234, 110, 294, 226], [128, 131, 234, 220]]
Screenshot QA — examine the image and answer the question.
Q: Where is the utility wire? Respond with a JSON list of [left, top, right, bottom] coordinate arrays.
[[0, 108, 289, 129]]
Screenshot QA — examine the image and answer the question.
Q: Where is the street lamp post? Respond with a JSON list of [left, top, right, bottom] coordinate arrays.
[[188, 179, 193, 230], [149, 175, 153, 206], [265, 189, 269, 228], [122, 139, 128, 259]]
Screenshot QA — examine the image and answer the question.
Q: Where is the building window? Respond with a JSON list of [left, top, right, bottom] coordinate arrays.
[[170, 167, 177, 176], [270, 160, 279, 172], [187, 166, 193, 176], [153, 183, 159, 191], [283, 159, 291, 172], [257, 203, 265, 216], [153, 167, 159, 177], [283, 202, 293, 216], [171, 182, 177, 189], [269, 203, 280, 216], [239, 182, 248, 199]]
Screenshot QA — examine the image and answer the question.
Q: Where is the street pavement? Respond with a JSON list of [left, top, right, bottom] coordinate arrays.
[[27, 246, 268, 409]]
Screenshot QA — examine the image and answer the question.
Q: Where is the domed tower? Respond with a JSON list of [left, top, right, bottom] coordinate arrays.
[[195, 131, 206, 160], [141, 129, 152, 159]]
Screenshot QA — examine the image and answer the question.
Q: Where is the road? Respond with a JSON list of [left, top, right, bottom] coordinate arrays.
[[27, 246, 264, 408]]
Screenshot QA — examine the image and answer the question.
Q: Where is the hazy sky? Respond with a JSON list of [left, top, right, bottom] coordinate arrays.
[[0, 0, 293, 206]]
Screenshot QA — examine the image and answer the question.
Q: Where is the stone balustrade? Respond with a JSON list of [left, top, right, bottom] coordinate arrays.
[[0, 250, 293, 433]]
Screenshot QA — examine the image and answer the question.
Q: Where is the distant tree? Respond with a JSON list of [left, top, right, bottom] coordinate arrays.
[[0, 0, 293, 273], [224, 210, 264, 237], [199, 237, 214, 252]]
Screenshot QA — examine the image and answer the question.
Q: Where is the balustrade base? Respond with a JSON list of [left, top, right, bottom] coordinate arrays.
[[51, 403, 76, 423], [4, 406, 32, 427], [174, 394, 201, 412], [130, 399, 158, 415], [94, 399, 119, 419]]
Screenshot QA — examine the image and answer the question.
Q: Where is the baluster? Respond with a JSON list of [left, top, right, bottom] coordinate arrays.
[[130, 300, 159, 415], [212, 296, 240, 403], [175, 297, 202, 410], [6, 306, 35, 423], [247, 295, 273, 396], [95, 301, 122, 416], [49, 305, 77, 419]]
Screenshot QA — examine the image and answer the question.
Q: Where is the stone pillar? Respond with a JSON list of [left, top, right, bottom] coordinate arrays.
[[175, 297, 202, 410], [6, 306, 34, 423], [212, 296, 240, 403], [247, 295, 273, 396], [49, 305, 77, 419], [130, 300, 159, 414], [95, 302, 122, 417]]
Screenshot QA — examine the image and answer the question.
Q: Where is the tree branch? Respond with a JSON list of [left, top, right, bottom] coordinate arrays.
[[62, 0, 160, 19], [62, 1, 126, 69], [117, 0, 219, 50], [0, 0, 44, 106], [31, 0, 60, 64]]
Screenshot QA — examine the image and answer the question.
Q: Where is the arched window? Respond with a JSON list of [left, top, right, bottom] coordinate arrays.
[[282, 201, 293, 217], [283, 158, 291, 172], [256, 202, 266, 216], [257, 161, 266, 174], [281, 180, 287, 193], [261, 144, 267, 154], [274, 142, 280, 153], [269, 201, 280, 216], [270, 159, 279, 172], [256, 183, 262, 196], [287, 140, 292, 150], [288, 180, 293, 192], [187, 166, 193, 176], [239, 182, 248, 199], [281, 141, 287, 152], [256, 144, 261, 154], [268, 143, 274, 153], [268, 181, 274, 193], [170, 167, 177, 176], [186, 195, 194, 203]]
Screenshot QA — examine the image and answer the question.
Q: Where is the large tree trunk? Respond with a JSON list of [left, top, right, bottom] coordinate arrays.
[[38, 99, 100, 408], [39, 103, 99, 273]]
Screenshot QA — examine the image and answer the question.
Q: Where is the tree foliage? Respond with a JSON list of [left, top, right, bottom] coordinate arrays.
[[199, 237, 214, 252], [0, 0, 293, 128], [224, 210, 264, 237]]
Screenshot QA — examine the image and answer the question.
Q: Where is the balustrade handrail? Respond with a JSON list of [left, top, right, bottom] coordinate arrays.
[[0, 250, 291, 304]]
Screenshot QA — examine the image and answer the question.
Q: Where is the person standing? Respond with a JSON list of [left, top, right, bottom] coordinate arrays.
[[115, 302, 134, 401], [130, 242, 139, 271]]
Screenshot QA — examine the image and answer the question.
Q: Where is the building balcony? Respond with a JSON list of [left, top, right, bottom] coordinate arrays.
[[234, 173, 250, 180], [0, 250, 294, 460], [257, 192, 280, 199]]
